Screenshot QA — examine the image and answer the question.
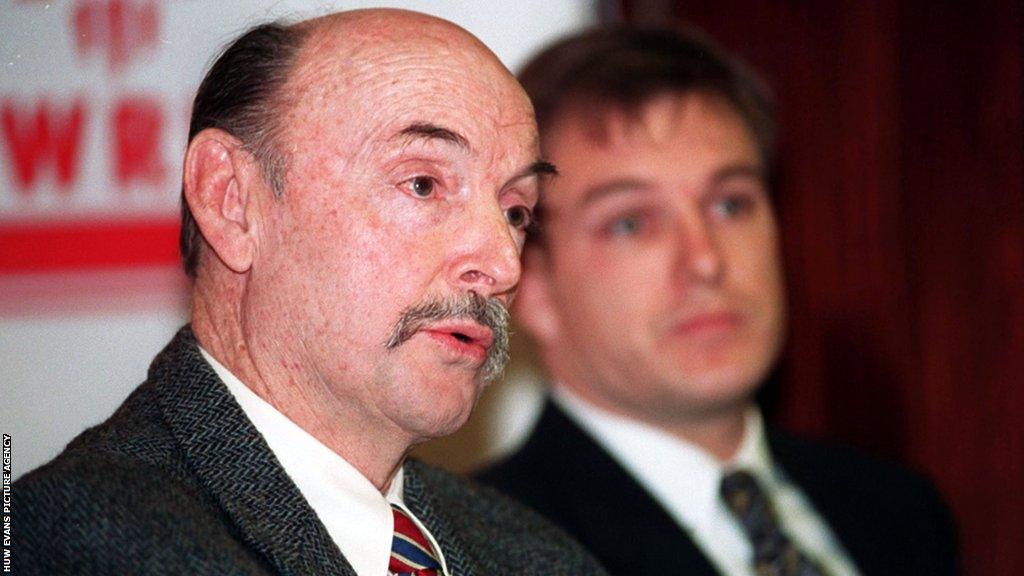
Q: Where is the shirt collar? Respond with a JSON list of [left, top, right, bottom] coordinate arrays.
[[551, 385, 777, 531], [200, 347, 403, 576]]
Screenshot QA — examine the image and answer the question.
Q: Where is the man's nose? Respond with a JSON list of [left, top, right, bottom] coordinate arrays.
[[447, 202, 522, 299], [673, 212, 724, 285]]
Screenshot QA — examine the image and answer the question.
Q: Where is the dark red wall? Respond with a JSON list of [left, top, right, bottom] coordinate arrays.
[[619, 1, 1024, 574]]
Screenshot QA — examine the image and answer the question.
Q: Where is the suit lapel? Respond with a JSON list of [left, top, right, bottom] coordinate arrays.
[[768, 431, 878, 576], [528, 402, 720, 576], [402, 460, 478, 576], [150, 326, 357, 576]]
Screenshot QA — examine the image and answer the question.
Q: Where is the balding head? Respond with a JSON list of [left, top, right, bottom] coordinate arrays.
[[181, 9, 533, 278], [275, 9, 534, 191], [181, 9, 545, 486], [297, 8, 508, 72]]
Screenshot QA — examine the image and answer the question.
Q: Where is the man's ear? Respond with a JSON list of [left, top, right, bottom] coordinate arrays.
[[183, 128, 263, 274], [513, 246, 562, 345]]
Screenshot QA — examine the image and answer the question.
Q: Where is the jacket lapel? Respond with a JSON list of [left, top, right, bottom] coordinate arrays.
[[768, 431, 878, 576], [527, 402, 720, 576], [402, 460, 478, 576], [150, 326, 357, 576]]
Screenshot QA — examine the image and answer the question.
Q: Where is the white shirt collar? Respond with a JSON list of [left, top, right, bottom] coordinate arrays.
[[200, 347, 450, 576], [551, 386, 862, 576], [551, 385, 776, 531]]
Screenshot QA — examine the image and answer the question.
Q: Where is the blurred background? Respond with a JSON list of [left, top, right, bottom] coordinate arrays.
[[1, 1, 1020, 575]]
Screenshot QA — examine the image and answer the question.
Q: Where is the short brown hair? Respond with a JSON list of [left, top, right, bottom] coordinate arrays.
[[179, 22, 307, 278], [520, 26, 776, 164], [518, 26, 776, 247]]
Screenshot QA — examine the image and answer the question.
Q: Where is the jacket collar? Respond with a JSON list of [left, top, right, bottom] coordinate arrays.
[[403, 460, 476, 576], [524, 400, 721, 576], [150, 326, 357, 576]]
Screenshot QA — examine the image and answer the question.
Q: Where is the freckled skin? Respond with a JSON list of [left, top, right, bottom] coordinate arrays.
[[188, 10, 541, 488], [517, 94, 785, 458]]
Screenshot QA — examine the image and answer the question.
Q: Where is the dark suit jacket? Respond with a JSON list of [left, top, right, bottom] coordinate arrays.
[[478, 400, 959, 576], [15, 327, 607, 576]]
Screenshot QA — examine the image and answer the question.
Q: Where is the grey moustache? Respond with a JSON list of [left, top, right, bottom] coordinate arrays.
[[385, 292, 511, 382]]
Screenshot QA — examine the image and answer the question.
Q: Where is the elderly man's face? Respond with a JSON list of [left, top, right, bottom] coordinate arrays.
[[520, 93, 785, 426], [247, 21, 541, 442]]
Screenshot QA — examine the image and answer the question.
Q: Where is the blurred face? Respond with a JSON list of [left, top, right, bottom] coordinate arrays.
[[244, 17, 543, 442], [520, 93, 785, 426]]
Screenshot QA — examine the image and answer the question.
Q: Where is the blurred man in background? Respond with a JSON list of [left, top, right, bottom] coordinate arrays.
[[479, 26, 958, 576], [14, 9, 607, 575]]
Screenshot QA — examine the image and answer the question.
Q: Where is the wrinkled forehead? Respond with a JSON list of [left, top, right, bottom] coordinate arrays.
[[281, 14, 536, 152]]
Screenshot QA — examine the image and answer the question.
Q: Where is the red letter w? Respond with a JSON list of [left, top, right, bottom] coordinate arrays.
[[1, 99, 87, 194]]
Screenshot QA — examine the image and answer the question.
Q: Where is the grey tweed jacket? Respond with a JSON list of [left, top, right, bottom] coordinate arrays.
[[15, 326, 608, 576]]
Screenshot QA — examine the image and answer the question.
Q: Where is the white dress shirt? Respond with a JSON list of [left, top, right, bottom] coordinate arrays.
[[200, 348, 450, 576], [552, 386, 861, 576]]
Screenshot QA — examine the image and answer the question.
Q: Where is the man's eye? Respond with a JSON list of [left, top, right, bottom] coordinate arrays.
[[712, 195, 753, 218], [606, 215, 643, 236], [408, 176, 436, 198], [505, 205, 533, 231]]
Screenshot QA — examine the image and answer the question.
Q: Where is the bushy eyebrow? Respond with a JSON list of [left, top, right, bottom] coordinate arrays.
[[526, 160, 558, 178], [502, 160, 557, 199], [392, 124, 555, 198], [396, 122, 471, 151]]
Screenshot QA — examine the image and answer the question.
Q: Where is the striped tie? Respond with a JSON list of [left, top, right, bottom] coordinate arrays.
[[389, 504, 442, 576], [720, 470, 828, 576]]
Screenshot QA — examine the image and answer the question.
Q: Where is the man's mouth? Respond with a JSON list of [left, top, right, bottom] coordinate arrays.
[[670, 310, 742, 336], [421, 322, 494, 361], [384, 292, 511, 382]]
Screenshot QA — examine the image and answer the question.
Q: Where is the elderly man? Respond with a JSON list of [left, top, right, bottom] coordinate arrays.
[[478, 27, 958, 576], [14, 10, 607, 576]]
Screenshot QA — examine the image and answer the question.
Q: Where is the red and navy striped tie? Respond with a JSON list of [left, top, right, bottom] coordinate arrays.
[[389, 504, 442, 576]]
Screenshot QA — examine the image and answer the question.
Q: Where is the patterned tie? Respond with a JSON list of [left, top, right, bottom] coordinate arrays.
[[389, 504, 442, 576], [720, 470, 828, 576]]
